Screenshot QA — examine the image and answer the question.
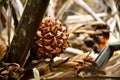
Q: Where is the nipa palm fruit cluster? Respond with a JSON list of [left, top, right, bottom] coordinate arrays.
[[31, 16, 69, 59]]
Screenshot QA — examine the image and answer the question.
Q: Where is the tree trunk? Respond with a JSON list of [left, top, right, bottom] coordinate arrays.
[[6, 0, 50, 67]]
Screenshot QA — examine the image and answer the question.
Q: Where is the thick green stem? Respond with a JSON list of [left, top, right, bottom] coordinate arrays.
[[6, 0, 50, 66]]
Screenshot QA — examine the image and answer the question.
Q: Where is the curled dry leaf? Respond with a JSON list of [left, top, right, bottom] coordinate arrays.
[[70, 53, 90, 62], [53, 57, 69, 67], [73, 55, 106, 77], [53, 53, 97, 70], [0, 62, 25, 80], [53, 53, 90, 68], [59, 61, 79, 68], [49, 52, 106, 78]]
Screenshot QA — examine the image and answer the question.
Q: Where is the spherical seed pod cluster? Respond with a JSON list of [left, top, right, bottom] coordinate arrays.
[[31, 16, 69, 59]]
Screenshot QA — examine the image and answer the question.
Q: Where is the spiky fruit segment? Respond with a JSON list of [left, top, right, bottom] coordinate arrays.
[[31, 16, 68, 59]]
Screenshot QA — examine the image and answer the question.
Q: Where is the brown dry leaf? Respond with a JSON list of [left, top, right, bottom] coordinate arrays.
[[53, 53, 93, 68], [104, 52, 120, 76], [0, 44, 7, 60], [72, 53, 103, 76], [0, 62, 25, 80], [1, 70, 9, 75], [84, 57, 97, 66], [73, 29, 101, 35], [69, 39, 92, 52], [36, 62, 51, 75], [53, 57, 69, 67], [79, 67, 106, 75], [60, 61, 78, 68], [70, 53, 89, 62], [73, 63, 84, 76]]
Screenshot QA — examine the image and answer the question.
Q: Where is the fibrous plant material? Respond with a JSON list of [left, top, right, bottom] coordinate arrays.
[[31, 16, 69, 59]]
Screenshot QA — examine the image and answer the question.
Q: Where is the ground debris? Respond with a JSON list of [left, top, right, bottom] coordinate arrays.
[[0, 62, 24, 80]]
